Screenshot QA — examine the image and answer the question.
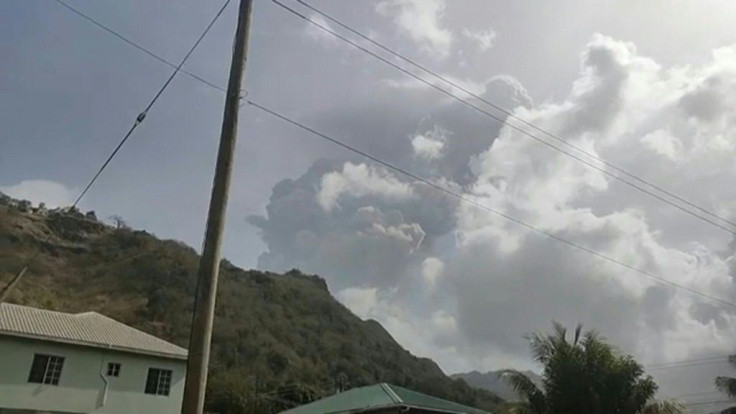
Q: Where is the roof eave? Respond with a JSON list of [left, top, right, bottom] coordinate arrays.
[[0, 330, 188, 361], [339, 403, 483, 414]]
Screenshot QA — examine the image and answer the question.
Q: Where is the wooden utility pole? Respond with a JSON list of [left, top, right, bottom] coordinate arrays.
[[181, 0, 253, 413]]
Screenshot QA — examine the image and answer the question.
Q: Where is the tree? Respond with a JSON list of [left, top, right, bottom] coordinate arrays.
[[502, 322, 684, 414], [715, 355, 736, 397], [108, 215, 128, 230]]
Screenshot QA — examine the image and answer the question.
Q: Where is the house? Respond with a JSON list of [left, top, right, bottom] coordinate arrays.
[[279, 383, 491, 414], [0, 303, 188, 414]]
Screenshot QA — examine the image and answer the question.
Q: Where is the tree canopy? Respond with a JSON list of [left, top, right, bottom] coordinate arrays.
[[502, 322, 683, 414]]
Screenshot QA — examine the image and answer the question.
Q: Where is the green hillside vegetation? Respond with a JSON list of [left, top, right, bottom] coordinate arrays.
[[0, 197, 503, 413]]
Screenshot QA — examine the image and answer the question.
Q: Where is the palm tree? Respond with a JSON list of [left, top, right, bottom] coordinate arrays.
[[716, 355, 736, 398], [501, 322, 684, 414]]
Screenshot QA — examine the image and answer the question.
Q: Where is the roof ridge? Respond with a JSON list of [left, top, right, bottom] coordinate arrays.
[[74, 311, 100, 316], [78, 312, 188, 350], [379, 383, 403, 404], [1, 302, 72, 316]]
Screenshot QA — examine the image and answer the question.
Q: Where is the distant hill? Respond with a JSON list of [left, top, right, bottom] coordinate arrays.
[[453, 370, 542, 401], [0, 194, 502, 413]]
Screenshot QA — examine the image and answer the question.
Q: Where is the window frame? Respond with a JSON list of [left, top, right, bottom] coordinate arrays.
[[28, 354, 65, 385], [144, 368, 173, 396], [106, 362, 121, 377]]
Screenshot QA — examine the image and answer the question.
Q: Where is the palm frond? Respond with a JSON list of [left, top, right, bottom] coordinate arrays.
[[551, 321, 567, 343], [641, 399, 685, 414], [528, 333, 555, 364], [573, 324, 582, 346], [499, 369, 545, 410], [716, 376, 736, 397]]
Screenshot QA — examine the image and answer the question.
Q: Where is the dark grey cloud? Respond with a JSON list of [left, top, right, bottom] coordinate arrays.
[[246, 74, 533, 291], [679, 76, 726, 122], [247, 158, 458, 290], [562, 36, 628, 135]]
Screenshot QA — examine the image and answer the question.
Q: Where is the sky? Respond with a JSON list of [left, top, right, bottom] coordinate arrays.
[[4, 0, 736, 409]]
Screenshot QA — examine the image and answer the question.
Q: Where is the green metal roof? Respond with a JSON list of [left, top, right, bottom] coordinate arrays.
[[280, 383, 491, 414]]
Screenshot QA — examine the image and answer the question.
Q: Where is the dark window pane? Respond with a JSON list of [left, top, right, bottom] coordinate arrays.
[[144, 368, 172, 396], [107, 362, 121, 377], [28, 355, 49, 383], [145, 368, 160, 394], [28, 354, 64, 386]]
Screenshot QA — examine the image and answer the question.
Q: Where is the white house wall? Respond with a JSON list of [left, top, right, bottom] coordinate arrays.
[[0, 336, 186, 414]]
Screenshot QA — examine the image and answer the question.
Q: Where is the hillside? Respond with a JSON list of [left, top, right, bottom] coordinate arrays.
[[0, 195, 503, 413], [452, 370, 542, 402]]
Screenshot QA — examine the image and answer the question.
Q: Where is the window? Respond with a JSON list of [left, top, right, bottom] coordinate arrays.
[[144, 368, 172, 396], [28, 354, 65, 385], [106, 362, 121, 377]]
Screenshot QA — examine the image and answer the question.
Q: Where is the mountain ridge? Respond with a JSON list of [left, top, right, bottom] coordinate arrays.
[[452, 370, 542, 402], [0, 194, 502, 412]]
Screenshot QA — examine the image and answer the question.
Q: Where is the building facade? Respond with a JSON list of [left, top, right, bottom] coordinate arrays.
[[0, 303, 188, 414]]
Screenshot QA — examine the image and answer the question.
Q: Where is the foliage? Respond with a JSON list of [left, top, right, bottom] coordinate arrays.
[[501, 322, 682, 414], [715, 355, 736, 398], [0, 204, 502, 413]]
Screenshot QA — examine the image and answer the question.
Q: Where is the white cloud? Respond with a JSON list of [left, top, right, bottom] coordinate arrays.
[[411, 126, 447, 160], [305, 13, 338, 48], [431, 310, 457, 335], [0, 180, 75, 208], [317, 162, 413, 211], [369, 221, 425, 250], [336, 285, 464, 370], [253, 28, 736, 394], [640, 129, 683, 161], [447, 35, 736, 371], [376, 0, 453, 57], [316, 34, 736, 378], [336, 287, 379, 316], [422, 257, 444, 289], [462, 28, 496, 51]]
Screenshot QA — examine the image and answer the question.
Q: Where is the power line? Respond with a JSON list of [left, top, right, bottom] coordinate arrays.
[[73, 0, 231, 207], [52, 0, 736, 241], [685, 399, 734, 407], [673, 390, 723, 399], [46, 0, 736, 364], [270, 0, 736, 238], [1, 0, 232, 302], [67, 0, 736, 243], [54, 0, 227, 93], [296, 0, 736, 233], [647, 355, 735, 370], [56, 0, 736, 241], [242, 98, 736, 311], [648, 360, 728, 371]]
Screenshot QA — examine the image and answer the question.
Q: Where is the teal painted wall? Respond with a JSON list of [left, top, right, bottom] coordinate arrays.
[[0, 335, 186, 414]]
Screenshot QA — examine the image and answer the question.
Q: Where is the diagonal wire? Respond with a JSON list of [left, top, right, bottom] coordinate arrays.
[[54, 0, 227, 93], [71, 0, 231, 207], [684, 399, 734, 407], [297, 0, 736, 231], [271, 0, 736, 238], [243, 97, 736, 310], [1, 0, 232, 302]]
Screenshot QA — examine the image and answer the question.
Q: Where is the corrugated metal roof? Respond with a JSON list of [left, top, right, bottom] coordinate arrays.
[[280, 383, 491, 414], [0, 303, 187, 360]]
